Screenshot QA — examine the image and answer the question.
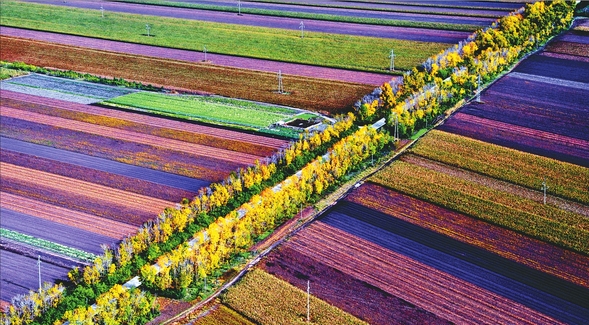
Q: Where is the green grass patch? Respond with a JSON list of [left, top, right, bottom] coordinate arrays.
[[0, 228, 97, 262], [0, 0, 451, 73], [113, 0, 497, 22], [371, 161, 589, 255], [104, 91, 298, 130], [0, 66, 28, 80]]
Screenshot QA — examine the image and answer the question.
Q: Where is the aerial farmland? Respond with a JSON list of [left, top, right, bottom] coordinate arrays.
[[1, 0, 588, 324]]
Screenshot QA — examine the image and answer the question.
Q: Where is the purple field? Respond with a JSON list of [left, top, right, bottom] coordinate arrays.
[[513, 53, 589, 83], [0, 116, 242, 181], [458, 74, 588, 140], [439, 112, 589, 167], [0, 250, 70, 304], [0, 208, 115, 256], [0, 149, 197, 202]]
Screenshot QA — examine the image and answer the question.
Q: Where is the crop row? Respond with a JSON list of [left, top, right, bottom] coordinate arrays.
[[409, 130, 589, 205], [545, 40, 589, 58], [1, 162, 172, 227], [261, 244, 450, 325], [371, 160, 589, 255], [0, 228, 97, 263], [1, 1, 451, 73], [222, 268, 367, 325], [1, 149, 196, 202], [2, 89, 285, 156], [346, 183, 589, 289], [1, 106, 261, 166], [0, 116, 241, 181], [104, 91, 297, 130], [0, 192, 136, 240], [0, 36, 374, 113], [286, 221, 561, 324], [439, 112, 589, 168]]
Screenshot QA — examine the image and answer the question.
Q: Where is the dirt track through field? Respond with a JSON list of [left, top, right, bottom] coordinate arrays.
[[0, 192, 136, 239], [0, 106, 262, 165], [0, 27, 394, 86]]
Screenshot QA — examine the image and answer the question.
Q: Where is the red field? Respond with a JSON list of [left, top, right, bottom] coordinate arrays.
[[282, 220, 565, 324], [346, 183, 589, 289], [261, 245, 450, 325]]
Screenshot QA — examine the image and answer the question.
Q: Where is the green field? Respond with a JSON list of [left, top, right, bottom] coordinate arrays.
[[104, 91, 315, 133], [0, 0, 451, 73], [114, 0, 492, 25]]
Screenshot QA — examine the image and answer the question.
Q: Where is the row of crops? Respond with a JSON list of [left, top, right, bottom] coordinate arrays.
[[2, 0, 587, 324]]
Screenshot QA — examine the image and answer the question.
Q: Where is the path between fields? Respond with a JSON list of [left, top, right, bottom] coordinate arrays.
[[402, 154, 589, 218], [1, 26, 397, 86]]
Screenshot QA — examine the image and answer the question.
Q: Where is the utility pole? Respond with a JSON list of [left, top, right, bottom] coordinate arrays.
[[476, 74, 482, 103], [145, 24, 151, 37], [392, 114, 399, 142], [237, 0, 242, 16], [203, 45, 207, 61], [100, 5, 104, 18], [307, 280, 310, 323], [37, 255, 42, 292], [389, 49, 396, 71], [541, 178, 549, 204], [277, 70, 284, 94], [299, 21, 305, 39]]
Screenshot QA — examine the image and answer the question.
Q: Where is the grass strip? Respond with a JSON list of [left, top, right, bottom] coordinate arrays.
[[104, 92, 297, 130], [0, 67, 28, 80], [0, 0, 451, 73], [371, 161, 589, 255], [410, 130, 589, 205], [113, 0, 498, 22], [222, 268, 368, 325], [0, 228, 97, 263], [332, 0, 518, 12]]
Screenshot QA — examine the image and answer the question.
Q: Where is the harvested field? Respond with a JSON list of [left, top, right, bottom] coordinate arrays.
[[284, 217, 576, 324], [0, 137, 207, 193], [0, 36, 374, 113], [439, 112, 589, 168], [2, 90, 285, 157], [0, 192, 136, 239], [346, 183, 589, 290], [261, 245, 451, 325], [0, 208, 114, 256], [1, 163, 173, 226]]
